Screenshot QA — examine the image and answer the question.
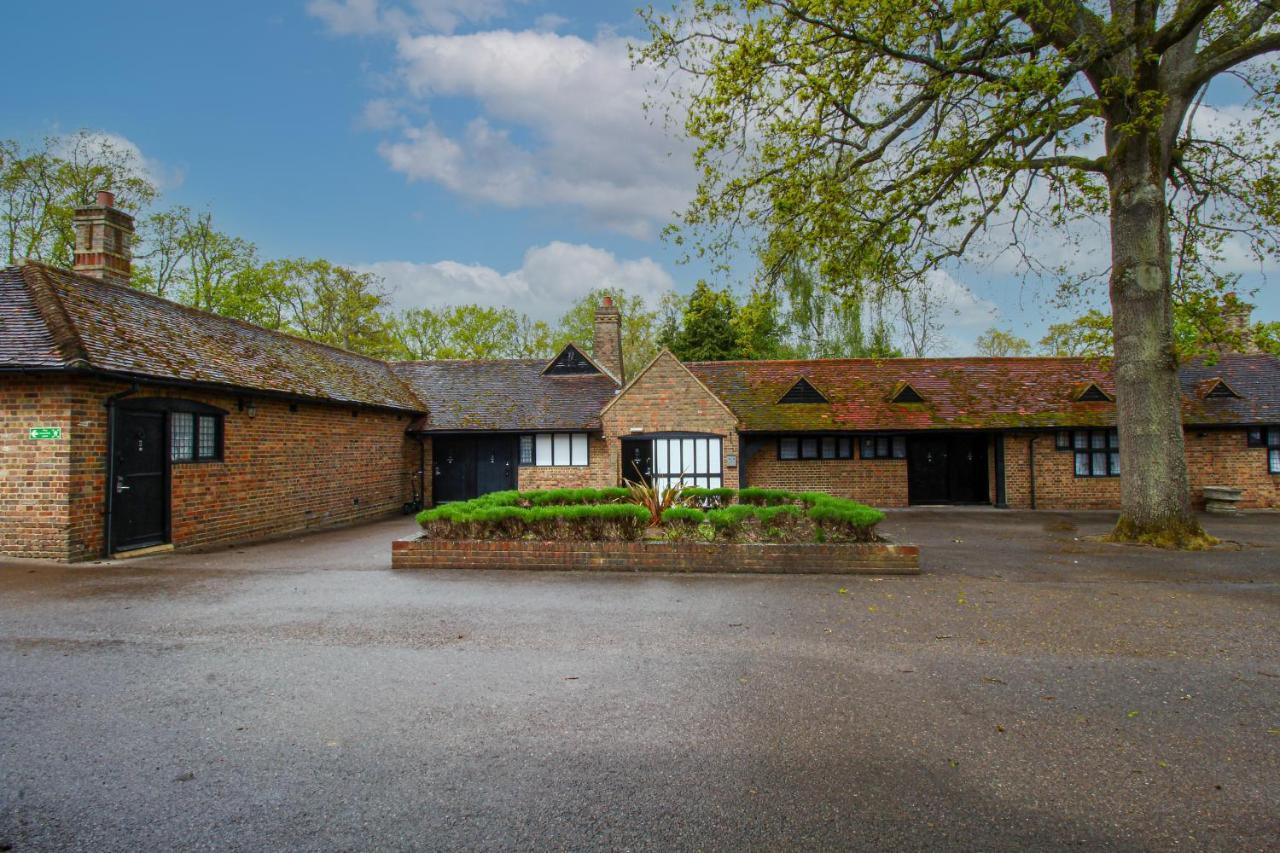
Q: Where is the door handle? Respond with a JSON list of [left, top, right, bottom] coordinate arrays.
[[116, 476, 130, 494]]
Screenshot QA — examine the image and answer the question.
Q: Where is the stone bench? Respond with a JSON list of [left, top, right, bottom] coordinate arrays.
[[1202, 485, 1243, 514]]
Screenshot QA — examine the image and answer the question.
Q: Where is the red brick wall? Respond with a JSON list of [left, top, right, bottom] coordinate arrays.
[[392, 536, 919, 574], [1000, 428, 1278, 510], [2, 375, 418, 561], [515, 434, 614, 490], [743, 443, 909, 507], [602, 351, 740, 487], [1185, 428, 1279, 508], [0, 376, 76, 559]]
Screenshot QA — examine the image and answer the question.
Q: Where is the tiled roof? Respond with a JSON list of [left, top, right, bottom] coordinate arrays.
[[0, 263, 424, 411], [687, 355, 1280, 432], [394, 359, 618, 432], [0, 266, 62, 367]]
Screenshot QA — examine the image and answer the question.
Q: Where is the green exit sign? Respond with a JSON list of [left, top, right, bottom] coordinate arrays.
[[29, 427, 62, 440]]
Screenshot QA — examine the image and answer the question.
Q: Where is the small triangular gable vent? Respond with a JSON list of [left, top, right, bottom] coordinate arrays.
[[779, 377, 828, 404], [890, 382, 925, 404], [544, 344, 600, 376], [1075, 382, 1112, 402], [1203, 379, 1241, 399]]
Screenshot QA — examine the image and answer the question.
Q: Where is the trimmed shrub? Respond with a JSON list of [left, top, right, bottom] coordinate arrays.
[[418, 486, 883, 544], [681, 487, 738, 507], [737, 487, 793, 506], [528, 487, 629, 506]]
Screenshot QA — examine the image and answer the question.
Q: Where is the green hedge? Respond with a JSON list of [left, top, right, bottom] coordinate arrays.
[[418, 485, 884, 543]]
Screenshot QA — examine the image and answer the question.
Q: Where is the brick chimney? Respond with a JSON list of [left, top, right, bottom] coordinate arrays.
[[73, 190, 133, 286], [1221, 292, 1256, 354], [593, 295, 625, 383]]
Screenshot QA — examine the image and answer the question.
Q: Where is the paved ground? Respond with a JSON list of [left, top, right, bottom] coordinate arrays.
[[2, 510, 1278, 851]]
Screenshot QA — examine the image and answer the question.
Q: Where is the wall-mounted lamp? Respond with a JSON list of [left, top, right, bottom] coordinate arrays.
[[246, 402, 257, 418]]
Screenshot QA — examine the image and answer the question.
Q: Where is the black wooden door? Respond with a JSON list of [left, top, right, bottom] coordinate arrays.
[[475, 436, 516, 495], [948, 434, 990, 503], [112, 410, 168, 551], [907, 436, 950, 504], [433, 437, 472, 503], [621, 438, 653, 486]]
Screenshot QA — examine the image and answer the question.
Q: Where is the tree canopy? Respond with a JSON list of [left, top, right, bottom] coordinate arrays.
[[639, 0, 1280, 543]]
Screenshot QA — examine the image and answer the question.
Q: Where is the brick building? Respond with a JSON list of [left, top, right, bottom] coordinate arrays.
[[2, 194, 1277, 560]]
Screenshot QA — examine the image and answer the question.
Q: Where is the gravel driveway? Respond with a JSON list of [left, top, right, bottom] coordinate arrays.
[[2, 510, 1277, 851]]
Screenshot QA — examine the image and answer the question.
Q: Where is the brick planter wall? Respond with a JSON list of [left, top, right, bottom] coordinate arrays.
[[392, 537, 919, 575]]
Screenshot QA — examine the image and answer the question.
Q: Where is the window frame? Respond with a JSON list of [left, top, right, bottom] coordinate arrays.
[[1252, 427, 1280, 474], [775, 435, 855, 461], [859, 435, 906, 460], [1062, 428, 1119, 478], [171, 410, 224, 464], [518, 432, 590, 467]]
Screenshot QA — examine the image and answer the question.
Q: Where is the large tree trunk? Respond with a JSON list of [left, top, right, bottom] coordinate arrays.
[[1106, 138, 1205, 546]]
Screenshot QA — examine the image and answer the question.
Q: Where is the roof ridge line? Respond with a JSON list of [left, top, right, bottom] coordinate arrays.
[[26, 260, 398, 369]]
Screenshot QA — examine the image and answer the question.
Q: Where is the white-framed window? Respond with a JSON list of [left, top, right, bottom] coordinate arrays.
[[652, 435, 722, 493], [520, 432, 589, 466]]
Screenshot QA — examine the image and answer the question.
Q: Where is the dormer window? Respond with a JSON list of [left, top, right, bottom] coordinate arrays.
[[779, 377, 828, 404], [1202, 379, 1241, 399], [1073, 382, 1112, 402], [890, 382, 924, 404], [544, 344, 600, 376]]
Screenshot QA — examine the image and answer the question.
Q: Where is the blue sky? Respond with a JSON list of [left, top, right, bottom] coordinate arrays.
[[3, 0, 1274, 351]]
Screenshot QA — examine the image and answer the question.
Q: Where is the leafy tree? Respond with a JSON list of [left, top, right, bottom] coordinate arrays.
[[733, 286, 789, 359], [1, 131, 155, 266], [1044, 295, 1280, 358], [665, 281, 742, 361], [391, 305, 541, 360], [774, 260, 867, 358], [264, 259, 400, 357], [513, 315, 556, 359], [1039, 310, 1115, 356], [975, 327, 1032, 357], [639, 0, 1280, 544]]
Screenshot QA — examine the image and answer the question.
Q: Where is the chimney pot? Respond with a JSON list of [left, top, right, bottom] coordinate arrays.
[[96, 190, 115, 208], [602, 295, 613, 308]]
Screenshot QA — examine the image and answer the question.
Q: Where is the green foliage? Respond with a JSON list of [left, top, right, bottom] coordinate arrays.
[[1038, 310, 1114, 357], [681, 486, 737, 506], [975, 327, 1031, 357], [419, 498, 650, 541], [660, 506, 706, 528], [418, 487, 884, 543], [664, 280, 742, 361], [737, 488, 792, 506], [527, 487, 630, 506]]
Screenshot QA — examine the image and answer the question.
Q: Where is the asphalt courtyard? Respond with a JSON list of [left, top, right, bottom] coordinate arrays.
[[2, 510, 1278, 851]]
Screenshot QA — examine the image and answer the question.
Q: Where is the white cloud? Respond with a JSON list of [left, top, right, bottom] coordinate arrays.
[[53, 131, 185, 193], [898, 270, 1000, 355], [356, 98, 407, 130], [308, 0, 510, 36], [363, 241, 676, 320], [327, 22, 694, 238]]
